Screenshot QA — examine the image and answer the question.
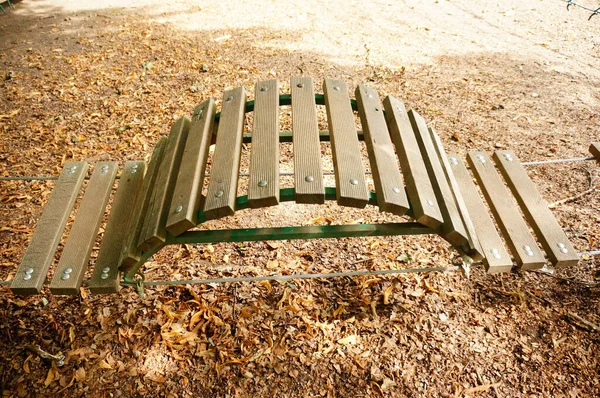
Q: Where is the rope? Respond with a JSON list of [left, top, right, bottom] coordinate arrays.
[[1, 156, 596, 182]]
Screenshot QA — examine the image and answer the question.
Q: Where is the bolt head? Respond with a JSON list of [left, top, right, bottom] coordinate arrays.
[[101, 165, 109, 175], [260, 87, 267, 92], [101, 273, 109, 280], [258, 180, 268, 187], [102, 267, 111, 273], [215, 190, 224, 198], [176, 205, 183, 213], [23, 274, 32, 281], [25, 267, 34, 274], [333, 86, 340, 91], [64, 268, 73, 274], [392, 187, 401, 193], [296, 83, 304, 88], [367, 93, 373, 98], [130, 165, 138, 174], [226, 96, 233, 102], [523, 245, 534, 256], [305, 175, 314, 182], [427, 200, 434, 207], [349, 178, 358, 185], [61, 273, 70, 280]]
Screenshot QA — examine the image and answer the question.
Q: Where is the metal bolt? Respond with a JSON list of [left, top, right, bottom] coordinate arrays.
[[350, 178, 358, 185], [215, 190, 224, 198], [427, 200, 434, 207], [490, 248, 501, 259], [449, 157, 458, 165], [557, 242, 568, 254], [333, 86, 340, 91], [258, 180, 268, 187], [296, 83, 304, 88], [61, 273, 71, 280], [367, 93, 373, 99], [67, 165, 77, 174], [101, 165, 109, 175], [477, 154, 486, 164], [23, 274, 32, 281], [64, 268, 73, 274], [101, 273, 109, 280], [523, 245, 534, 256], [503, 153, 513, 162], [176, 205, 183, 213], [392, 187, 401, 193], [102, 267, 110, 273], [195, 109, 204, 120], [226, 96, 233, 102], [305, 175, 314, 182], [25, 268, 34, 274], [130, 164, 138, 174]]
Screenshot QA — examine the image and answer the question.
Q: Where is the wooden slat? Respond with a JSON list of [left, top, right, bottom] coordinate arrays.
[[383, 97, 443, 228], [323, 78, 368, 208], [166, 100, 216, 236], [408, 110, 469, 247], [120, 138, 168, 271], [49, 162, 118, 295], [203, 86, 247, 219], [429, 128, 481, 259], [467, 151, 546, 270], [11, 162, 89, 295], [590, 142, 600, 162], [248, 80, 279, 208], [138, 117, 190, 252], [291, 77, 324, 204], [448, 154, 513, 273], [89, 161, 146, 294], [494, 150, 579, 267], [355, 85, 409, 216]]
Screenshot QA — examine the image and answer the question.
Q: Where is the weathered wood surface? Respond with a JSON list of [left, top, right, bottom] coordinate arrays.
[[49, 162, 118, 295], [494, 150, 579, 267], [89, 161, 146, 294], [11, 162, 89, 295], [166, 100, 216, 236], [203, 87, 247, 219], [590, 143, 600, 162], [468, 151, 546, 270], [356, 85, 409, 216], [291, 76, 325, 204], [249, 80, 280, 208]]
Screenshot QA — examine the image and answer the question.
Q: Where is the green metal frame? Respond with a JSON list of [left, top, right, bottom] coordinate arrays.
[[122, 94, 441, 284]]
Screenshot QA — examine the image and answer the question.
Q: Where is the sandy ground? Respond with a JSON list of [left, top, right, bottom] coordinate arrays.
[[0, 0, 599, 396]]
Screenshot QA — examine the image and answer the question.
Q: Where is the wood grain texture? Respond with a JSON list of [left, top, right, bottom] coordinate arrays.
[[120, 138, 167, 271], [590, 143, 600, 162], [448, 154, 513, 273], [248, 80, 279, 208], [355, 86, 409, 216], [49, 162, 118, 295], [467, 151, 546, 270], [323, 78, 368, 208], [89, 161, 146, 294], [203, 87, 247, 219], [291, 77, 325, 204], [408, 110, 468, 247], [429, 128, 481, 259], [494, 150, 579, 267], [11, 162, 89, 295], [383, 97, 442, 228], [166, 100, 216, 236], [138, 117, 190, 252]]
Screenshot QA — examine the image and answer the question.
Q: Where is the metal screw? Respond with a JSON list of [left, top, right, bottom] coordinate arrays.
[[523, 245, 534, 256], [333, 86, 340, 91], [490, 248, 501, 259], [61, 273, 71, 280], [215, 190, 224, 198], [349, 178, 358, 185], [427, 200, 434, 207], [102, 267, 110, 273], [25, 268, 34, 274], [23, 274, 32, 281], [226, 96, 233, 102], [503, 153, 513, 162], [64, 268, 73, 274], [260, 87, 267, 92], [296, 83, 304, 88], [130, 164, 138, 174], [258, 180, 268, 187], [101, 165, 109, 175], [557, 242, 568, 254], [449, 157, 458, 165], [477, 154, 486, 164], [101, 273, 109, 280], [392, 187, 401, 193], [67, 165, 77, 174], [176, 205, 183, 213], [305, 175, 314, 182]]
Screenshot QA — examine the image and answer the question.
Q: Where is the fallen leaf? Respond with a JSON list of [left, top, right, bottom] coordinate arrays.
[[338, 335, 357, 345]]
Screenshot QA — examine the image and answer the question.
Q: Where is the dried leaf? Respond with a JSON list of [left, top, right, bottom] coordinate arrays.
[[338, 335, 357, 345], [383, 285, 394, 305]]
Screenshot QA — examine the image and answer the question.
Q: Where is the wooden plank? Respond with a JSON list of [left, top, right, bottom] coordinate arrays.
[[138, 117, 190, 252], [355, 85, 409, 216], [429, 128, 481, 259], [467, 151, 546, 270], [89, 161, 146, 294], [323, 78, 368, 208], [203, 87, 247, 219], [448, 154, 513, 273], [166, 100, 216, 236], [11, 162, 89, 295], [408, 110, 469, 247], [120, 138, 168, 271], [248, 80, 280, 208], [49, 162, 118, 295], [383, 97, 443, 228], [494, 150, 579, 267], [590, 143, 600, 162], [291, 77, 325, 204]]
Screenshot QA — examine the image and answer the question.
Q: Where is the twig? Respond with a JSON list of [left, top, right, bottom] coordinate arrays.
[[533, 270, 599, 287], [566, 311, 600, 332], [25, 345, 65, 366], [548, 167, 596, 208]]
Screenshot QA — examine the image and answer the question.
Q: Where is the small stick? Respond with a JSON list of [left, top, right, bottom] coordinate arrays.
[[548, 167, 596, 208], [567, 311, 600, 332]]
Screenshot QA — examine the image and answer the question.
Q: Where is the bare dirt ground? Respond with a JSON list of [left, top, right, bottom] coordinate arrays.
[[1, 0, 599, 396]]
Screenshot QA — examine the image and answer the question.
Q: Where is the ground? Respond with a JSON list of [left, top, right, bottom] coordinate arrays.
[[0, 0, 599, 396]]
